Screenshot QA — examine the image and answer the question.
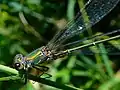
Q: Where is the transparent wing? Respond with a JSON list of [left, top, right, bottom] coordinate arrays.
[[47, 0, 120, 52]]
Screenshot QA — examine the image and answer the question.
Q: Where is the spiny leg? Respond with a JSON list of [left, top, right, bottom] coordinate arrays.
[[33, 65, 49, 72], [19, 69, 28, 84], [32, 65, 52, 78]]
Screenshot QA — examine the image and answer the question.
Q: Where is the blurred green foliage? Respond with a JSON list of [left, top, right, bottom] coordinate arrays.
[[0, 0, 120, 90]]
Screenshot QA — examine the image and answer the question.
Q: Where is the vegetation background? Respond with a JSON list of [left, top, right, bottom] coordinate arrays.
[[0, 0, 120, 90]]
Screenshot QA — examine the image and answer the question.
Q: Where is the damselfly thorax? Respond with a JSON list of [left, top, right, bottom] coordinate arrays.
[[14, 46, 52, 70], [26, 46, 54, 63]]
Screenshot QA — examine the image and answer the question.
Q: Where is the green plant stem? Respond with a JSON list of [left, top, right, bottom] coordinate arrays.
[[99, 44, 114, 77], [0, 64, 18, 75], [67, 0, 76, 20], [98, 76, 120, 90], [28, 74, 81, 90], [0, 76, 20, 81], [0, 64, 81, 90]]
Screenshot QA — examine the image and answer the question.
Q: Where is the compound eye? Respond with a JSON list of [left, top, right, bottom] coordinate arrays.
[[13, 54, 25, 70], [14, 63, 21, 70]]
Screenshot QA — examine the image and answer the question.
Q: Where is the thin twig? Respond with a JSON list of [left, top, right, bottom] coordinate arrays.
[[19, 12, 48, 43]]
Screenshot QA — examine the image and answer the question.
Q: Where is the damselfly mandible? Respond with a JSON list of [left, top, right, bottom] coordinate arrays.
[[13, 0, 120, 83]]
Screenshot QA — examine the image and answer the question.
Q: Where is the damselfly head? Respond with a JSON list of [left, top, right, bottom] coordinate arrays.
[[13, 54, 26, 70]]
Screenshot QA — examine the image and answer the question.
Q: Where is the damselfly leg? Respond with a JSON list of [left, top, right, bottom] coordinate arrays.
[[18, 69, 28, 84], [32, 65, 52, 78]]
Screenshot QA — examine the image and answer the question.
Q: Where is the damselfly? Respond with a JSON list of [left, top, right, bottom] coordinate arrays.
[[13, 0, 120, 83]]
